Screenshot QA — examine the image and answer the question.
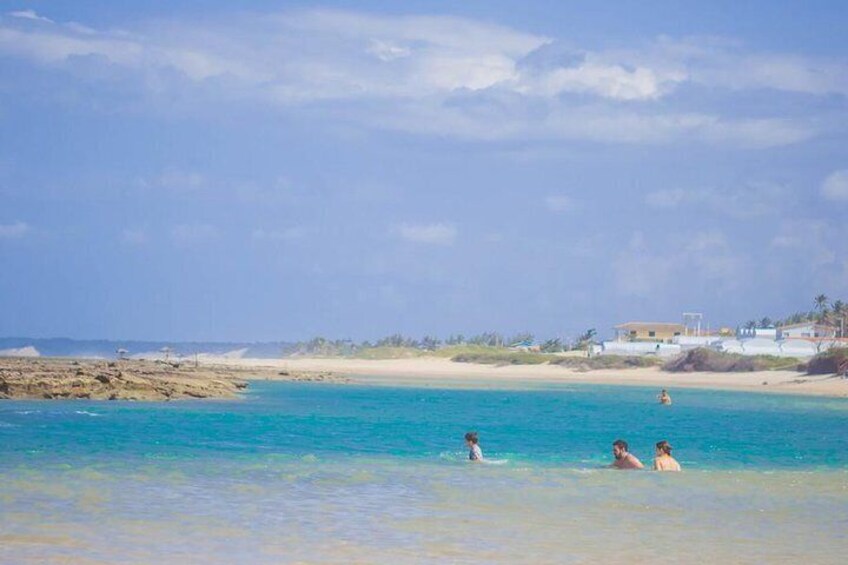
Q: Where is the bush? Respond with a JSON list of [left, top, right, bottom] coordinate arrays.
[[550, 355, 663, 371], [663, 348, 764, 372], [805, 348, 848, 375], [450, 351, 554, 365]]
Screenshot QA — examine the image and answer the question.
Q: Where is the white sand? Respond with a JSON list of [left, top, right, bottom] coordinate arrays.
[[200, 356, 848, 397]]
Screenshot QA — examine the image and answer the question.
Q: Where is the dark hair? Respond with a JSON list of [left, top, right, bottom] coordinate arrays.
[[656, 440, 672, 455], [612, 439, 628, 451], [464, 431, 479, 444]]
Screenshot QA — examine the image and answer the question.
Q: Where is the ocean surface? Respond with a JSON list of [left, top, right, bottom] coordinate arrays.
[[2, 381, 847, 564]]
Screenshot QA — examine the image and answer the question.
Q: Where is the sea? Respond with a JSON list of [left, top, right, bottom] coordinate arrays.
[[2, 380, 847, 564]]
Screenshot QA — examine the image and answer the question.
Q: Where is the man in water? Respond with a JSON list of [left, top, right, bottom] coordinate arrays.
[[610, 439, 644, 469], [658, 389, 672, 405]]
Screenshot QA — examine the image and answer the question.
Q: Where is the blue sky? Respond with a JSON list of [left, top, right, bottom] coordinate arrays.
[[1, 1, 847, 342]]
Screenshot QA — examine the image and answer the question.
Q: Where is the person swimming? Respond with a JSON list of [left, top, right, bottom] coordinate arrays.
[[658, 389, 672, 405], [465, 431, 483, 462], [609, 439, 644, 469], [652, 440, 681, 471]]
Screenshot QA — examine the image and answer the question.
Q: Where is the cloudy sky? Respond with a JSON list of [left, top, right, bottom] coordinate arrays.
[[1, 1, 847, 342]]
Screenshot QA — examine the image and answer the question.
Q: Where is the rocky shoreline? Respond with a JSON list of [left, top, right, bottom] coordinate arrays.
[[0, 357, 344, 401]]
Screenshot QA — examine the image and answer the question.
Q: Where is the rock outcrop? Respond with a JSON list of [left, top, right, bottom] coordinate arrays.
[[0, 358, 249, 401]]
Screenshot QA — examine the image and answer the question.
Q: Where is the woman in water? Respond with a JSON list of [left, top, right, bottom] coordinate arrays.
[[653, 440, 681, 471]]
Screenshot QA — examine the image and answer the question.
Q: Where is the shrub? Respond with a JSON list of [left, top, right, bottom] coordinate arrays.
[[663, 348, 764, 372], [550, 355, 663, 371], [805, 347, 848, 375], [450, 351, 553, 365]]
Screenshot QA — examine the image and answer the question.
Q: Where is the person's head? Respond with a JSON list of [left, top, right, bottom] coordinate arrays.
[[465, 431, 479, 446], [661, 389, 667, 395], [655, 440, 673, 456], [612, 439, 629, 459]]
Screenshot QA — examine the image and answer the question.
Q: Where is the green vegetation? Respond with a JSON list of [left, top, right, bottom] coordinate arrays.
[[551, 355, 663, 371], [286, 331, 581, 357], [450, 350, 556, 365], [663, 348, 800, 373], [352, 346, 429, 360]]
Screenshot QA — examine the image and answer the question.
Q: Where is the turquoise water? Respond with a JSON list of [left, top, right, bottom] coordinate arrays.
[[2, 382, 848, 563]]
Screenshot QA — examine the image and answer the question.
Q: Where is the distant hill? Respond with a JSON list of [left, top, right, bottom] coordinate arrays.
[[0, 337, 292, 360]]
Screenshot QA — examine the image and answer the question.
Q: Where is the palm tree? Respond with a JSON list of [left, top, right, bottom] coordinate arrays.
[[759, 317, 773, 328], [813, 294, 830, 324], [576, 329, 597, 348], [833, 300, 846, 338]]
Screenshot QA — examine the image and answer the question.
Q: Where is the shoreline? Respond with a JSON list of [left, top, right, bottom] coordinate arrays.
[[203, 356, 848, 398], [4, 355, 846, 399]]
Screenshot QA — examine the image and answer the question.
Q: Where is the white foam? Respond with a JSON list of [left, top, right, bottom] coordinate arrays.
[[0, 345, 40, 357]]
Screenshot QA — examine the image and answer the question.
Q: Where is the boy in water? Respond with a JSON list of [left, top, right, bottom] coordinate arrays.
[[465, 431, 483, 462], [658, 389, 672, 405]]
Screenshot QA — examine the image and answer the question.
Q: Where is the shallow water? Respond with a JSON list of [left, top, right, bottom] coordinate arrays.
[[2, 382, 847, 563]]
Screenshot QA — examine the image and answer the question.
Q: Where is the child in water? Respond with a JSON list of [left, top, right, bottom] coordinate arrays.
[[653, 440, 682, 471], [465, 431, 483, 462]]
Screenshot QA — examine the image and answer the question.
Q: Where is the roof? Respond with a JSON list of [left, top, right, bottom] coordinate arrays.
[[614, 322, 685, 330], [778, 322, 836, 330]]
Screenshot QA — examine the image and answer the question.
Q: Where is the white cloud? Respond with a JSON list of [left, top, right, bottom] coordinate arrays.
[[397, 222, 456, 245], [0, 221, 30, 238], [522, 60, 685, 101], [8, 10, 53, 23], [613, 229, 744, 297], [251, 227, 305, 241], [170, 223, 217, 244], [544, 195, 572, 212], [156, 170, 205, 192], [821, 170, 848, 202], [770, 220, 840, 269], [121, 228, 148, 245], [0, 9, 837, 146], [645, 181, 789, 217], [366, 39, 410, 62]]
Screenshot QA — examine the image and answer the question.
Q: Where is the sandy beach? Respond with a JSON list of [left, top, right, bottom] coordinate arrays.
[[200, 356, 848, 398]]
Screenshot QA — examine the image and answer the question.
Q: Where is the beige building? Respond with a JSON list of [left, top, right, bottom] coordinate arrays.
[[614, 322, 685, 343]]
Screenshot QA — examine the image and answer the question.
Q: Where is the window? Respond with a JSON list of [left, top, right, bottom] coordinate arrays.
[[630, 330, 637, 336], [648, 331, 656, 337]]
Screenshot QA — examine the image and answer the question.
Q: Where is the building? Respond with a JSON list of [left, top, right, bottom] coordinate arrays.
[[777, 322, 837, 339], [737, 327, 777, 339], [614, 322, 685, 343]]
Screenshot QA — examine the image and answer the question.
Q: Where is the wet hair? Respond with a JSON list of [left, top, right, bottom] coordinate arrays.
[[656, 440, 672, 455], [464, 431, 479, 444], [612, 439, 628, 451]]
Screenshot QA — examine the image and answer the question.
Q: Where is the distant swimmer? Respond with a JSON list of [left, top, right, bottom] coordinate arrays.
[[610, 439, 644, 470], [658, 389, 672, 405], [465, 431, 483, 463], [652, 440, 681, 472]]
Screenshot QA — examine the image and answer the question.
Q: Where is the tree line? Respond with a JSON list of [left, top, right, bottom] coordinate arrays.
[[286, 329, 599, 356], [744, 294, 847, 337]]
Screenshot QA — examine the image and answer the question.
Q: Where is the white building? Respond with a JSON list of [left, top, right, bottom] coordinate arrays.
[[737, 327, 777, 339], [777, 322, 837, 339], [600, 341, 681, 357]]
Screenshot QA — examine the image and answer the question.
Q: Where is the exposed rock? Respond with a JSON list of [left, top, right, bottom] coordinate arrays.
[[0, 358, 250, 401]]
